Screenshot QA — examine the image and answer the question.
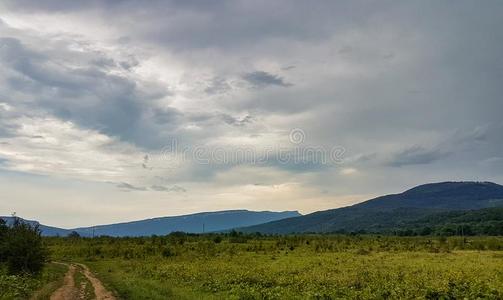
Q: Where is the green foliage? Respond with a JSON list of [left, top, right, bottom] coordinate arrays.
[[0, 262, 67, 300], [0, 218, 48, 275], [74, 266, 95, 300], [241, 182, 503, 235], [0, 219, 8, 262], [396, 207, 503, 236], [44, 234, 503, 299], [0, 273, 38, 299], [0, 219, 60, 299], [161, 247, 175, 258]]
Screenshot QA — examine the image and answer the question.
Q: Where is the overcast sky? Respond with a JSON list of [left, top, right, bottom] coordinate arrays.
[[1, 1, 502, 228]]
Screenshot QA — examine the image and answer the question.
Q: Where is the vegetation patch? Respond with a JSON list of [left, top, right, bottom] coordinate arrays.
[[45, 234, 503, 299]]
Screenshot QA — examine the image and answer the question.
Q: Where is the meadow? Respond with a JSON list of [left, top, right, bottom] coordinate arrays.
[[40, 234, 503, 299]]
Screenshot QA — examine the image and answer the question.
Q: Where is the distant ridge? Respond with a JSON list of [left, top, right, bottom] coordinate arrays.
[[72, 210, 300, 237], [1, 216, 71, 236], [239, 181, 503, 234], [1, 210, 301, 237], [4, 181, 502, 236]]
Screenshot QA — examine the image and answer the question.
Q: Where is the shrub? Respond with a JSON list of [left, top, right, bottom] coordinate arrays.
[[162, 247, 175, 258], [0, 219, 8, 261], [2, 219, 48, 274]]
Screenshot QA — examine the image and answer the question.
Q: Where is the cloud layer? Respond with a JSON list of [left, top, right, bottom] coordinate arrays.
[[0, 1, 502, 226]]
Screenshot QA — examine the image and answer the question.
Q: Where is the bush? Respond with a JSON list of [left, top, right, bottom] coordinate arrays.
[[162, 247, 175, 258], [0, 219, 8, 261], [2, 218, 48, 274]]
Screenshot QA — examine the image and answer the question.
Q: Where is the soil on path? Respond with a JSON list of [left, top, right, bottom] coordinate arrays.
[[48, 263, 116, 300], [77, 263, 116, 300], [50, 264, 79, 300]]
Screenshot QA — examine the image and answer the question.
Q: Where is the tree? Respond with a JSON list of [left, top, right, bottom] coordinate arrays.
[[3, 218, 48, 274], [68, 231, 81, 238]]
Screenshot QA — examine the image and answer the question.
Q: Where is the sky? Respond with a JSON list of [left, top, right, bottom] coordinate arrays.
[[0, 0, 502, 228]]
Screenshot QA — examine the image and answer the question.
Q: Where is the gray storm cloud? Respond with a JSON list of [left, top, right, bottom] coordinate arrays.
[[0, 0, 502, 226]]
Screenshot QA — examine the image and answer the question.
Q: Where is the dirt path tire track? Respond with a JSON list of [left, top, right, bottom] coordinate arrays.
[[50, 264, 79, 300], [76, 263, 116, 300], [48, 262, 116, 300]]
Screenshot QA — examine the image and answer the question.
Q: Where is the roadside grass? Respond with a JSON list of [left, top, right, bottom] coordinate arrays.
[[87, 260, 222, 300], [74, 266, 95, 300], [0, 262, 67, 300]]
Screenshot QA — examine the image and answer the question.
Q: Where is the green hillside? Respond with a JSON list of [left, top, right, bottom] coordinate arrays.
[[240, 182, 503, 234]]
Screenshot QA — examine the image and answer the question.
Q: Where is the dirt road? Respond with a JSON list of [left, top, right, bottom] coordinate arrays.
[[49, 263, 116, 300], [50, 264, 78, 300]]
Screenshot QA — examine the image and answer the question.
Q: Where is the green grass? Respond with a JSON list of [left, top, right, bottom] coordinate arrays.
[[0, 262, 67, 300], [43, 235, 503, 299], [74, 266, 95, 300], [83, 250, 503, 299]]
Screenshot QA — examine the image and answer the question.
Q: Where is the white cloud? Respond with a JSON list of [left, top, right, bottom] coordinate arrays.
[[341, 168, 358, 175], [0, 115, 142, 182]]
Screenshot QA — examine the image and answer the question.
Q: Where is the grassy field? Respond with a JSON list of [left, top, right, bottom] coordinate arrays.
[[42, 235, 503, 299]]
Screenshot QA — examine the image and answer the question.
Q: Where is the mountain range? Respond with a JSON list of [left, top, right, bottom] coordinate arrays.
[[2, 181, 503, 237], [1, 210, 301, 237]]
